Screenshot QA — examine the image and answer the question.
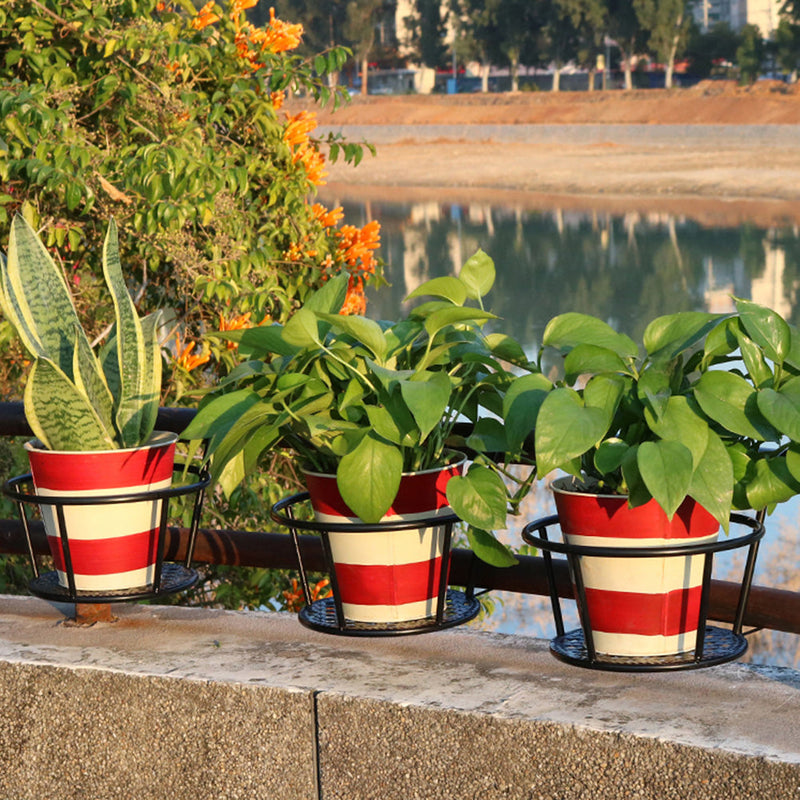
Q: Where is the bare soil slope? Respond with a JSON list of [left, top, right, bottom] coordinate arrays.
[[303, 81, 800, 126]]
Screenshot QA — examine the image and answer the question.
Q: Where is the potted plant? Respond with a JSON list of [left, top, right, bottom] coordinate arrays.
[[184, 250, 541, 623], [0, 214, 173, 593], [532, 303, 800, 657]]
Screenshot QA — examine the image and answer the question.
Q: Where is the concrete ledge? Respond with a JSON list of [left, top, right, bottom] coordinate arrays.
[[0, 596, 798, 799]]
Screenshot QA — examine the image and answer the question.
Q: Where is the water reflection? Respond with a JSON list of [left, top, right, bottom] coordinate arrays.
[[320, 194, 800, 668], [327, 197, 800, 348]]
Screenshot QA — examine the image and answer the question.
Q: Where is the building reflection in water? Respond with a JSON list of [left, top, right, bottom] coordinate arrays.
[[319, 194, 800, 668]]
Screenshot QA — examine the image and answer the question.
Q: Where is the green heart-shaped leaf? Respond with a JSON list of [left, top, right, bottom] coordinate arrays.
[[534, 387, 610, 477], [637, 440, 693, 519], [337, 434, 403, 523], [446, 464, 508, 531]]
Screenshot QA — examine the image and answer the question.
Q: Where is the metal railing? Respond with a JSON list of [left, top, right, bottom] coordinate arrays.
[[2, 401, 799, 635]]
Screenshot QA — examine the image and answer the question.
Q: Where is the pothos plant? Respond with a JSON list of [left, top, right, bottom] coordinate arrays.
[[184, 251, 543, 566], [533, 298, 800, 531]]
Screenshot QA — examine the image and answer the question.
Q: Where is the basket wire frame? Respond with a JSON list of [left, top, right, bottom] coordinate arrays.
[[271, 492, 482, 636], [2, 464, 210, 603], [521, 511, 766, 672]]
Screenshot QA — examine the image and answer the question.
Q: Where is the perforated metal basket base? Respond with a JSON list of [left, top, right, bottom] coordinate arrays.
[[299, 589, 481, 637], [550, 626, 748, 672], [29, 563, 199, 604]]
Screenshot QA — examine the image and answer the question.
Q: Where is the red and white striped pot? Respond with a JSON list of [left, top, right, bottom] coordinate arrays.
[[25, 432, 178, 593], [304, 457, 465, 624], [551, 476, 720, 658]]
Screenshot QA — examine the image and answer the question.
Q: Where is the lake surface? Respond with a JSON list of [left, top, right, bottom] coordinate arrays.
[[320, 192, 800, 668]]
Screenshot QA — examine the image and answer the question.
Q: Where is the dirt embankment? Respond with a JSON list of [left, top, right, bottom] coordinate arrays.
[[302, 80, 800, 126]]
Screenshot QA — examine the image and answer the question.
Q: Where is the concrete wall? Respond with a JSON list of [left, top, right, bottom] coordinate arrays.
[[0, 596, 798, 799]]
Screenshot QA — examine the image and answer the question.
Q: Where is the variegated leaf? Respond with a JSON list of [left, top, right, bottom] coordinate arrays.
[[102, 219, 149, 445], [24, 359, 116, 451], [2, 215, 88, 376], [71, 322, 116, 438], [138, 310, 163, 442]]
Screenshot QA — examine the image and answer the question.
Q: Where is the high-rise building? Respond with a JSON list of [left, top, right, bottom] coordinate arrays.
[[691, 0, 784, 37]]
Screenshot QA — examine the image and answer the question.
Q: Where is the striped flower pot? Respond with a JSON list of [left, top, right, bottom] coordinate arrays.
[[551, 476, 720, 658], [25, 432, 178, 593], [304, 458, 464, 624]]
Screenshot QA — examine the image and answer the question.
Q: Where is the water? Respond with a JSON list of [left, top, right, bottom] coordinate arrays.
[[319, 191, 800, 668]]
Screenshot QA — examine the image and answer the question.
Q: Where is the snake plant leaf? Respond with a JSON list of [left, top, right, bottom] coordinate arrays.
[[24, 359, 116, 451], [102, 218, 150, 446], [457, 249, 496, 301], [406, 276, 467, 305], [1, 215, 86, 376], [138, 310, 163, 443], [336, 433, 403, 523], [71, 322, 115, 438]]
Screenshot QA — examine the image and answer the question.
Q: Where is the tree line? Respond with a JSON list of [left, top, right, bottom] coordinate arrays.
[[271, 0, 800, 91]]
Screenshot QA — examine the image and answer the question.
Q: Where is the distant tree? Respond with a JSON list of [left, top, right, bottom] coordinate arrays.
[[275, 0, 350, 84], [545, 0, 607, 91], [737, 23, 764, 84], [606, 0, 646, 89], [565, 0, 608, 90], [634, 0, 691, 88], [493, 0, 546, 91], [406, 0, 450, 69], [449, 0, 497, 91], [684, 21, 740, 78], [344, 0, 384, 94], [783, 0, 800, 23], [775, 16, 800, 81]]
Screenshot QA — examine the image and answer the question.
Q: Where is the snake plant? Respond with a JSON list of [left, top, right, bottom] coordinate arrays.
[[0, 214, 162, 451]]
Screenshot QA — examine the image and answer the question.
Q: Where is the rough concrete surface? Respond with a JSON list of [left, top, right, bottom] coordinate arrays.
[[0, 595, 798, 799]]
